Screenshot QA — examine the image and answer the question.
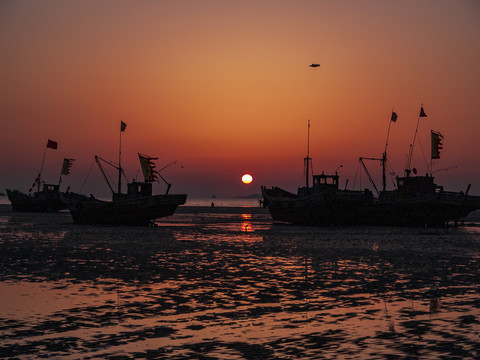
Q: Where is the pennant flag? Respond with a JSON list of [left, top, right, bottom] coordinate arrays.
[[121, 121, 127, 132], [419, 106, 427, 117], [46, 139, 58, 149], [138, 153, 158, 182], [431, 130, 443, 159], [391, 111, 398, 122], [61, 158, 75, 175]]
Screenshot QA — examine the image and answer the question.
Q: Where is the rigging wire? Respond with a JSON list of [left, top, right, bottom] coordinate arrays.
[[385, 161, 397, 189], [352, 160, 362, 190], [79, 158, 96, 193], [298, 166, 305, 188], [416, 135, 429, 174]]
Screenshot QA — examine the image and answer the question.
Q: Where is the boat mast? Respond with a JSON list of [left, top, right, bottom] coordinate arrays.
[[383, 109, 397, 192], [118, 121, 126, 194], [95, 155, 126, 195], [95, 156, 115, 194], [37, 139, 57, 192], [37, 146, 48, 192], [304, 120, 312, 188], [405, 104, 426, 176]]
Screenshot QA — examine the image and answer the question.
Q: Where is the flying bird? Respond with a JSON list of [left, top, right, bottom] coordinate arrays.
[[309, 63, 320, 68]]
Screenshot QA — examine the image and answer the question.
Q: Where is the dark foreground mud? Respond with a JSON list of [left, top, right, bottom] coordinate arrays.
[[0, 207, 479, 359]]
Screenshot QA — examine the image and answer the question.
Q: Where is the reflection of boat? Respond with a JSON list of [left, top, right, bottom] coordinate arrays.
[[62, 122, 187, 226], [7, 140, 77, 212], [262, 108, 480, 227]]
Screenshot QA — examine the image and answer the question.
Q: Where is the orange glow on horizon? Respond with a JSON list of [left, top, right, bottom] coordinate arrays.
[[1, 1, 479, 197]]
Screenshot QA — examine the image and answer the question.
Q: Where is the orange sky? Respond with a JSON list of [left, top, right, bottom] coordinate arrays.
[[1, 0, 479, 198]]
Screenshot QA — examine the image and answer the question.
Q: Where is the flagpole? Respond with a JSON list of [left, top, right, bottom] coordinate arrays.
[[406, 104, 425, 176], [430, 129, 433, 177], [430, 145, 433, 177], [38, 145, 48, 192], [381, 109, 398, 192], [384, 110, 394, 156], [383, 116, 393, 193], [118, 122, 122, 195], [407, 117, 420, 173]]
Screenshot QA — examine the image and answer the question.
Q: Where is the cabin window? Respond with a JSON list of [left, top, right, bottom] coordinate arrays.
[[320, 177, 336, 185]]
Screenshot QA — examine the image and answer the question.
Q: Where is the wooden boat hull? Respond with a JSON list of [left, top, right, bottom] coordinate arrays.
[[262, 186, 480, 227], [62, 193, 187, 226], [261, 186, 374, 226], [370, 192, 480, 226], [6, 189, 66, 212]]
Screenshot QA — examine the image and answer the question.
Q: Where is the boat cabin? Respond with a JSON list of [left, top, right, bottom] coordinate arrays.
[[127, 181, 152, 197], [298, 172, 339, 197], [113, 181, 153, 201], [313, 173, 339, 190], [396, 175, 443, 198], [41, 184, 60, 194]]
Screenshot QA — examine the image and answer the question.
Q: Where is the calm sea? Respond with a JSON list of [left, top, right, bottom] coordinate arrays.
[[184, 197, 261, 207], [0, 204, 479, 359]]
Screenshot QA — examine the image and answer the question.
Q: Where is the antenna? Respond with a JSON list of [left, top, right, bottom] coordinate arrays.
[[118, 123, 123, 194], [307, 119, 310, 158], [304, 120, 312, 188]]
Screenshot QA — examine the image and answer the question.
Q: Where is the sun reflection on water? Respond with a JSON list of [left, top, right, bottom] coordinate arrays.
[[241, 213, 253, 233]]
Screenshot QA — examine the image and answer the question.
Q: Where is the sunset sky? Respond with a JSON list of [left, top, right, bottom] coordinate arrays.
[[1, 0, 479, 199]]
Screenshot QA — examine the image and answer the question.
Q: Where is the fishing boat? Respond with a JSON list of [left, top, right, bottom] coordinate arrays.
[[7, 184, 66, 212], [261, 121, 374, 226], [62, 122, 187, 226], [262, 108, 480, 226], [358, 106, 480, 226], [7, 140, 76, 212]]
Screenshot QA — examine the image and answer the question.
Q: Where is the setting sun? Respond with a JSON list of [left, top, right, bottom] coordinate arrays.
[[241, 174, 253, 184]]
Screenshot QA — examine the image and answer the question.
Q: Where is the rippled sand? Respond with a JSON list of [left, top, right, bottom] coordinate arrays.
[[0, 206, 479, 359]]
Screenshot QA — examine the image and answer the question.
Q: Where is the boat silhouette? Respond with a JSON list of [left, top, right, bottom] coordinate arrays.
[[262, 108, 480, 226], [6, 140, 79, 212], [62, 123, 186, 226]]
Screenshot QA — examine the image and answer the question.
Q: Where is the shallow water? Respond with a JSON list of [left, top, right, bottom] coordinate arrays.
[[0, 208, 479, 359]]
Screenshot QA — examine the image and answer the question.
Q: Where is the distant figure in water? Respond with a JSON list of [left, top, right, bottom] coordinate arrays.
[[211, 202, 215, 208]]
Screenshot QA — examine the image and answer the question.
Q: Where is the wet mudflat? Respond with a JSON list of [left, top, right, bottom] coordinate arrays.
[[0, 206, 479, 359]]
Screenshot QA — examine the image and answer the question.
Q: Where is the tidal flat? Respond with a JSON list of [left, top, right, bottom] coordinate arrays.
[[0, 205, 479, 359]]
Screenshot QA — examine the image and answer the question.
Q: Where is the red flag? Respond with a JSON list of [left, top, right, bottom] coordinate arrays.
[[46, 139, 58, 149], [121, 121, 127, 132], [419, 106, 427, 117], [391, 111, 398, 122]]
